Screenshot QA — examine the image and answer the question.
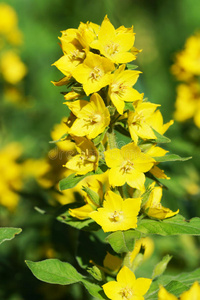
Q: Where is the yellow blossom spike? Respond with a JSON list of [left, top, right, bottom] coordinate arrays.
[[102, 266, 152, 300], [72, 51, 115, 96], [90, 191, 141, 232]]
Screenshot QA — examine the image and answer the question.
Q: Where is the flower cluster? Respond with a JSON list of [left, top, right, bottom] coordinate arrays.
[[52, 15, 183, 300], [52, 15, 176, 229], [171, 33, 200, 128]]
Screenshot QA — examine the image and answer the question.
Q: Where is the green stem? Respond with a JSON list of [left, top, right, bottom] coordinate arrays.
[[123, 252, 132, 269], [106, 130, 118, 149]]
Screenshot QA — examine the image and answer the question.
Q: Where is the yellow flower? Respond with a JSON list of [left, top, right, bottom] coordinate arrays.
[[63, 137, 98, 175], [90, 190, 141, 232], [72, 51, 115, 96], [64, 90, 83, 101], [66, 93, 110, 139], [128, 102, 160, 143], [102, 265, 152, 300], [158, 286, 178, 300], [77, 21, 99, 49], [91, 15, 137, 64], [130, 237, 154, 263], [143, 183, 179, 219], [52, 42, 85, 77], [180, 281, 200, 300], [104, 143, 155, 191], [147, 109, 174, 135], [174, 83, 200, 128], [0, 51, 27, 84], [108, 64, 142, 114], [144, 144, 170, 180]]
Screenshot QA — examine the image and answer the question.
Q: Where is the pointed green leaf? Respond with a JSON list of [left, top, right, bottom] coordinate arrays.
[[136, 215, 200, 236], [93, 128, 108, 146], [126, 63, 138, 70], [57, 203, 100, 231], [152, 129, 171, 143], [26, 259, 83, 285], [124, 102, 135, 112], [81, 279, 107, 299], [59, 172, 94, 191], [153, 154, 192, 162], [0, 227, 22, 245], [106, 230, 141, 253]]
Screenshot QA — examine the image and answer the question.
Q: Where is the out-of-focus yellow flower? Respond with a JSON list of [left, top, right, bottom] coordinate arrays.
[[0, 143, 23, 210], [180, 281, 200, 300], [158, 281, 200, 300], [130, 237, 154, 263], [143, 182, 179, 219], [104, 143, 155, 191], [172, 33, 200, 79], [63, 136, 98, 175], [90, 15, 137, 64], [90, 190, 141, 232], [108, 64, 142, 114], [158, 286, 178, 300], [72, 51, 115, 96], [0, 3, 18, 34], [66, 93, 110, 139], [102, 266, 152, 300], [174, 83, 200, 128], [128, 102, 159, 143], [0, 51, 27, 84], [21, 158, 51, 188]]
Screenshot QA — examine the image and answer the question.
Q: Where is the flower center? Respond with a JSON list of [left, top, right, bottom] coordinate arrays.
[[109, 210, 123, 222], [119, 287, 133, 299], [111, 82, 126, 97], [89, 66, 103, 82], [120, 160, 134, 174], [105, 41, 119, 56], [90, 113, 102, 123]]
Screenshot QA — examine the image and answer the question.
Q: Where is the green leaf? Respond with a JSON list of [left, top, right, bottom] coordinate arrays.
[[136, 215, 200, 236], [57, 204, 100, 231], [0, 227, 22, 245], [81, 279, 107, 299], [146, 268, 200, 299], [126, 63, 138, 70], [93, 128, 108, 146], [26, 259, 83, 285], [59, 172, 94, 191], [153, 154, 192, 162], [152, 129, 171, 143], [26, 259, 107, 299], [124, 102, 135, 112], [106, 230, 141, 253]]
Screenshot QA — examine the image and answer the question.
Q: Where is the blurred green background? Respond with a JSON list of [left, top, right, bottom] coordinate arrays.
[[0, 0, 200, 299]]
